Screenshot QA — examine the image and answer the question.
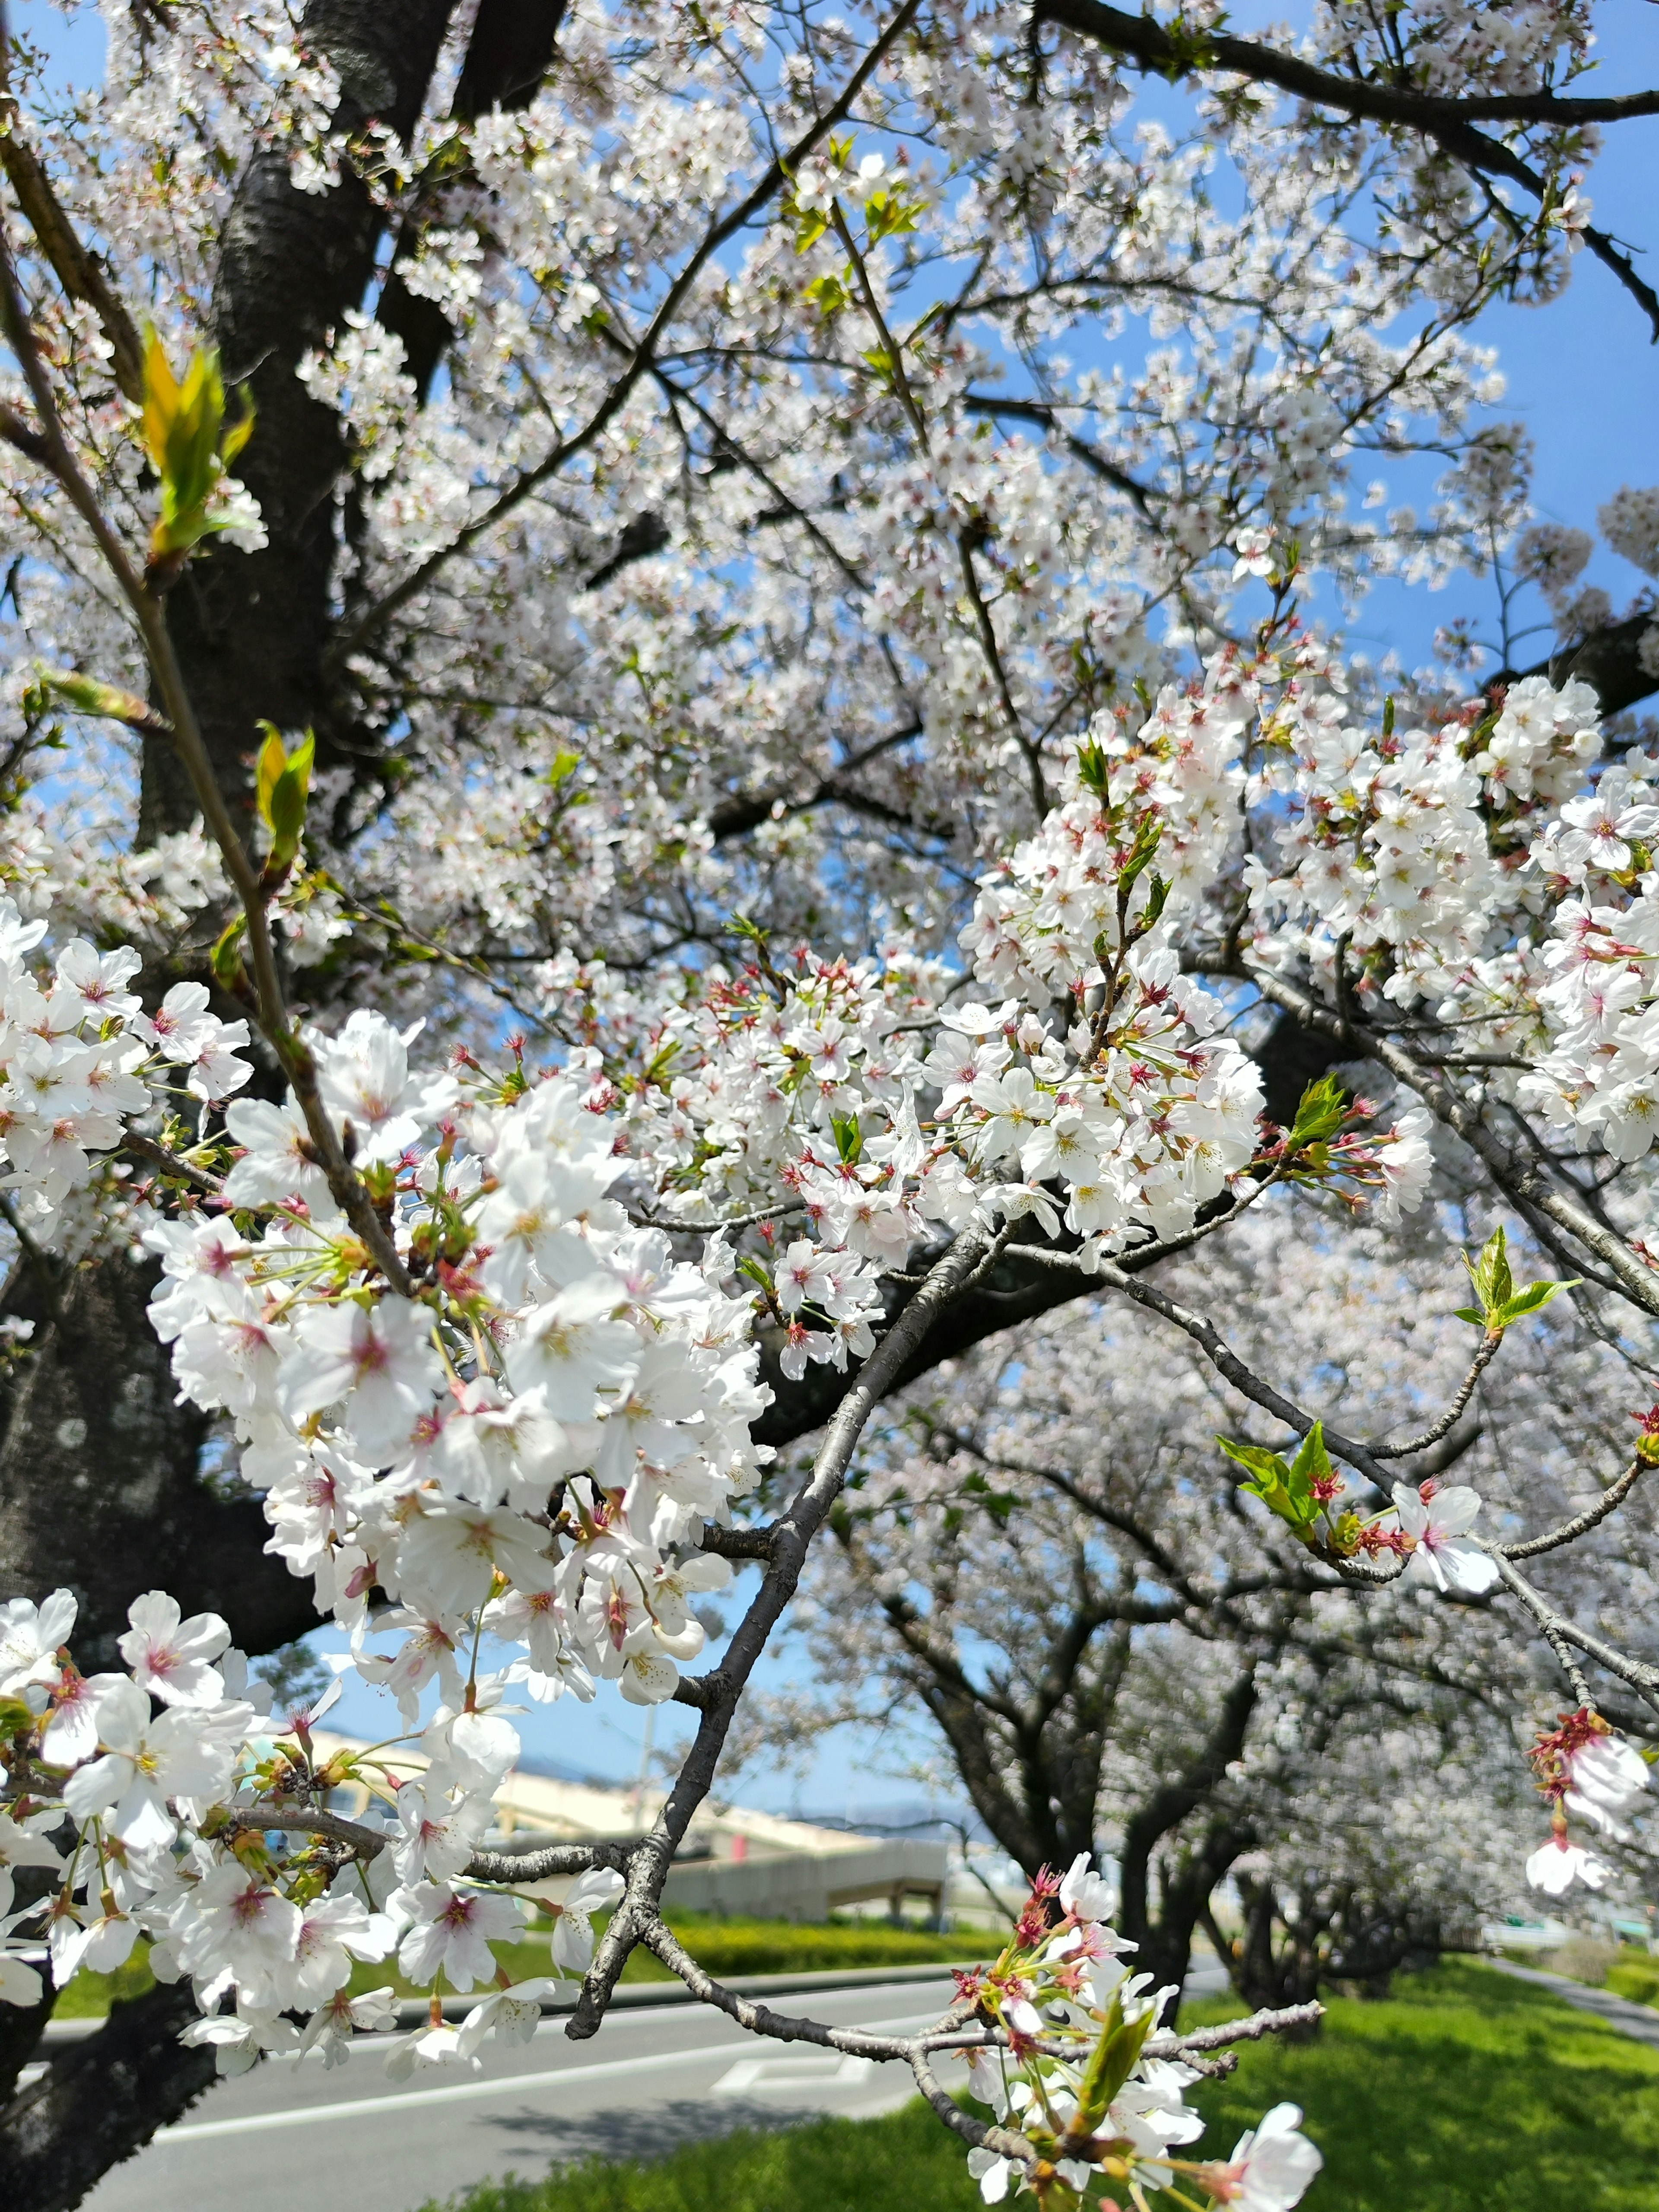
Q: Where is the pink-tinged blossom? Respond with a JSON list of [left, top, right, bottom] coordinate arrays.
[[392, 1782, 490, 1885], [0, 1814, 62, 1921], [1373, 1110, 1435, 1224], [280, 1296, 445, 1460], [287, 1894, 395, 2007], [299, 1985, 400, 2068], [457, 1979, 554, 2054], [180, 2008, 299, 2077], [39, 1666, 120, 1768], [1391, 1482, 1500, 1595], [314, 1009, 456, 1163], [172, 1859, 304, 2006], [966, 2150, 1015, 2203], [393, 1881, 526, 1992], [505, 1273, 641, 1419], [1564, 1732, 1650, 1834], [220, 1096, 336, 1211], [397, 1503, 562, 1620], [552, 1868, 625, 1974], [117, 1591, 231, 1708], [59, 1680, 232, 1850], [1526, 1833, 1611, 1894], [1202, 2102, 1323, 2208], [0, 1587, 76, 1695]]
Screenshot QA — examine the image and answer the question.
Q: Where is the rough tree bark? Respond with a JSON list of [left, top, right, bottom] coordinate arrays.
[[0, 1248, 315, 1668], [143, 0, 459, 842]]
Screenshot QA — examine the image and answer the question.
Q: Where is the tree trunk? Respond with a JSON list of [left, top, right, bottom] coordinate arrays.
[[1117, 1669, 1259, 1992], [0, 1245, 315, 1662], [0, 1985, 216, 2212]]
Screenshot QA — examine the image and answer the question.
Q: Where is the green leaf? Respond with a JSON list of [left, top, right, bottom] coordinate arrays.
[[1218, 1434, 1319, 1532], [1116, 816, 1163, 898], [832, 1111, 863, 1165], [269, 733, 314, 852], [40, 670, 155, 730], [1289, 1421, 1333, 1498], [1457, 1227, 1575, 1332], [1489, 1279, 1579, 1328], [1074, 739, 1112, 801], [141, 328, 257, 561], [804, 273, 849, 318], [1286, 1073, 1349, 1152], [1071, 1990, 1157, 2133], [792, 206, 831, 253], [210, 912, 247, 991], [1217, 1437, 1288, 1485], [1462, 1225, 1513, 1319], [864, 187, 922, 246], [255, 723, 286, 830]]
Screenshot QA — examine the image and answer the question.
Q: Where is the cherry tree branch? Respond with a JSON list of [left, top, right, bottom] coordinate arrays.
[[0, 207, 411, 1294], [227, 1803, 631, 1884], [1036, 0, 1659, 340], [1484, 1548, 1659, 1708], [565, 1227, 991, 2039], [1497, 1456, 1649, 1562], [323, 0, 924, 675], [1362, 1331, 1505, 1458], [1242, 964, 1659, 1321], [1014, 1244, 1399, 1500]]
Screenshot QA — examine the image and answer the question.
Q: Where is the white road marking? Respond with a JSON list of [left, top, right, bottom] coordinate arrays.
[[712, 2053, 873, 2094], [155, 2004, 944, 2144], [157, 2045, 744, 2142]]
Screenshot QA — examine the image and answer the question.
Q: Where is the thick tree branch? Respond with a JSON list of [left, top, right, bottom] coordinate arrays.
[[325, 0, 925, 674]]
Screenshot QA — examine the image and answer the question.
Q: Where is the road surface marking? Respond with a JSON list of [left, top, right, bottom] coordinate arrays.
[[713, 2052, 873, 2093], [156, 2005, 942, 2142]]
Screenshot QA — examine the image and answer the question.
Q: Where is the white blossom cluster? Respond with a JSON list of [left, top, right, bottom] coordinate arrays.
[[0, 898, 251, 1236], [0, 1581, 623, 2072], [1245, 667, 1602, 1011], [149, 1020, 768, 1716], [957, 1856, 1321, 2208], [5, 0, 1659, 2180], [0, 1016, 773, 2067]]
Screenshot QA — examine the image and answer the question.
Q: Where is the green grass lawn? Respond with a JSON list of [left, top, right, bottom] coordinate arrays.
[[1605, 1956, 1659, 2007], [51, 1911, 985, 2018], [417, 1960, 1659, 2212]]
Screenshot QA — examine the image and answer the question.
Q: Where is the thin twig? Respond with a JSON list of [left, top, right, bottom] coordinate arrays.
[[0, 211, 410, 1294], [323, 0, 925, 675], [568, 1227, 990, 2038], [1363, 1331, 1504, 1459], [1497, 1458, 1649, 1562]]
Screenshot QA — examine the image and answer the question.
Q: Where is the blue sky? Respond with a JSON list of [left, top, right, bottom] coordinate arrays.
[[11, 2, 1659, 1812]]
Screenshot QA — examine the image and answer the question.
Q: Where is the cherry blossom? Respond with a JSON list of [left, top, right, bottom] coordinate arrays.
[[1200, 2104, 1325, 2211], [1390, 1484, 1502, 1596], [3, 1, 1659, 2192]]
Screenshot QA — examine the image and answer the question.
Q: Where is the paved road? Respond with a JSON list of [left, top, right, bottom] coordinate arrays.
[[81, 1975, 961, 2212], [1488, 1957, 1659, 2047], [75, 1955, 1236, 2212]]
